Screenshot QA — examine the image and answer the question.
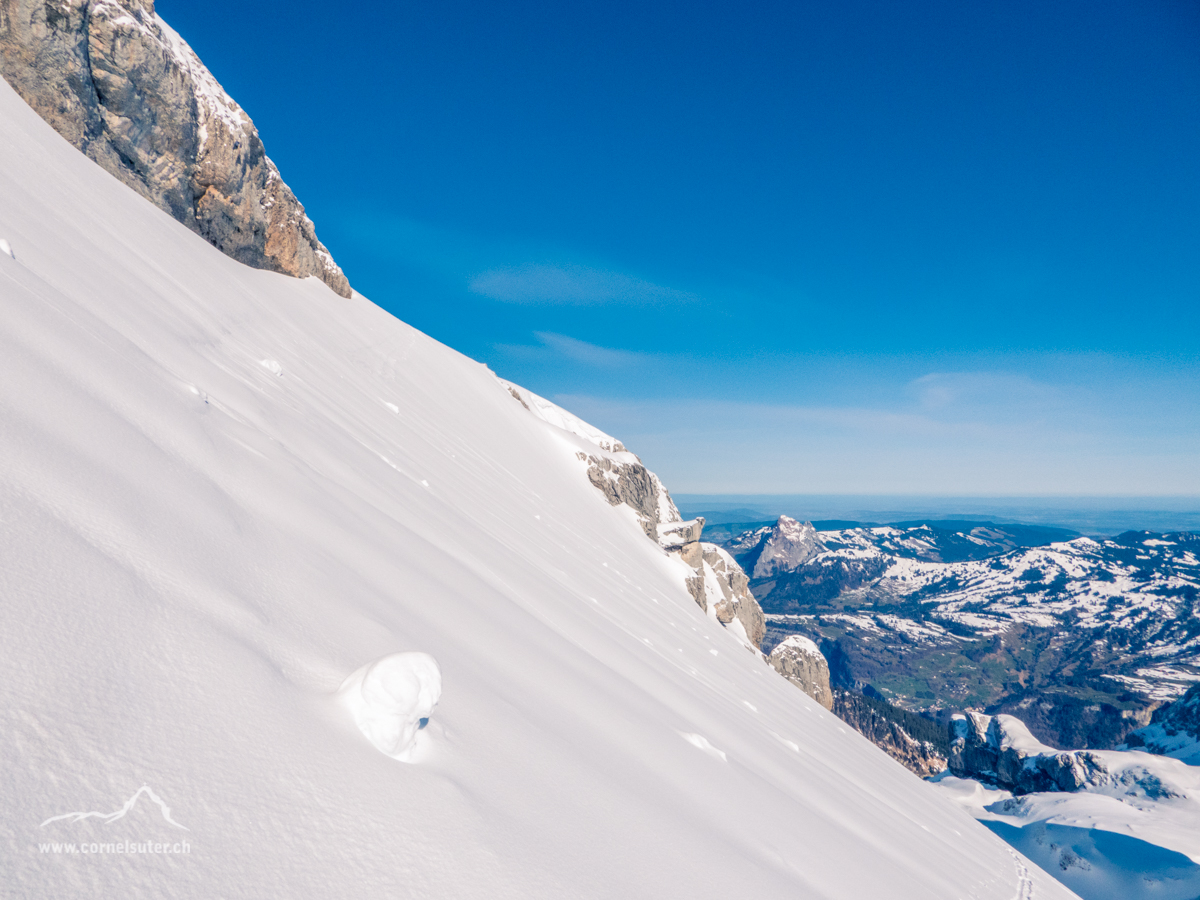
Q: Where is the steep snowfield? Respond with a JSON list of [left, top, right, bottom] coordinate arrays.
[[0, 81, 1075, 898]]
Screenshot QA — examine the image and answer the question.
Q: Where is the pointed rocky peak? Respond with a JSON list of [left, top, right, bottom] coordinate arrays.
[[751, 515, 825, 578]]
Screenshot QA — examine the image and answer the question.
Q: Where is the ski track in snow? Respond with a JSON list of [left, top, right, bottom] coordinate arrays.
[[1011, 850, 1035, 900]]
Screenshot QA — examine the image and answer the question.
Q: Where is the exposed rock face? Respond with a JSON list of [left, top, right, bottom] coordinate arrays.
[[498, 379, 766, 649], [751, 516, 825, 578], [0, 0, 350, 297], [582, 453, 672, 540], [949, 712, 1118, 795], [682, 542, 766, 648], [767, 639, 948, 776], [832, 691, 948, 778], [1123, 682, 1200, 764], [769, 636, 833, 709]]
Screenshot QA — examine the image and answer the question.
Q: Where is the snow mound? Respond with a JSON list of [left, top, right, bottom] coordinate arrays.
[[0, 238, 12, 258], [339, 652, 442, 761], [679, 732, 727, 762]]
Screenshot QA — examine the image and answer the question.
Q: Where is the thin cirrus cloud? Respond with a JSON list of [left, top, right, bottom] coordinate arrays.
[[469, 263, 695, 306], [495, 332, 661, 368]]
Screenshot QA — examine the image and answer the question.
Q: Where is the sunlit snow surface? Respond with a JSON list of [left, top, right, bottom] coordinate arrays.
[[936, 755, 1200, 900], [0, 81, 1077, 898]]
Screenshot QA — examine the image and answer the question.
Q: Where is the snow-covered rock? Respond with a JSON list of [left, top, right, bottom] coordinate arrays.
[[0, 0, 350, 296], [498, 383, 766, 649], [0, 70, 1078, 899], [768, 636, 833, 709]]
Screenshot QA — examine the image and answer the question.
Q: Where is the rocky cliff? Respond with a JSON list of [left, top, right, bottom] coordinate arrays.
[[948, 711, 1130, 794], [765, 634, 948, 775], [0, 0, 350, 297], [750, 516, 825, 578], [833, 691, 948, 778]]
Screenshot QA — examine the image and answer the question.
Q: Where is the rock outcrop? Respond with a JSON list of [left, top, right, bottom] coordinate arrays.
[[681, 539, 766, 648], [768, 636, 833, 709], [766, 637, 947, 775], [0, 0, 350, 297], [949, 712, 1117, 795], [581, 452, 673, 540], [499, 379, 766, 649], [832, 691, 948, 777]]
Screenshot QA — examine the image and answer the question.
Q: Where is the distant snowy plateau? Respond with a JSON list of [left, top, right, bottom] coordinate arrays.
[[0, 73, 1085, 898]]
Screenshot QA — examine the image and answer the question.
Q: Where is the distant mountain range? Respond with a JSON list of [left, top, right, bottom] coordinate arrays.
[[710, 516, 1200, 749]]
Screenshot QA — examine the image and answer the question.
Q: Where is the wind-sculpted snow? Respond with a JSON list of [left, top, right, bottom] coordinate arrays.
[[936, 728, 1200, 900], [0, 81, 1077, 899], [339, 652, 442, 761]]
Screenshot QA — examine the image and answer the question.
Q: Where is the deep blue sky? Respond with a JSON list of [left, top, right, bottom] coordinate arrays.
[[161, 0, 1200, 495]]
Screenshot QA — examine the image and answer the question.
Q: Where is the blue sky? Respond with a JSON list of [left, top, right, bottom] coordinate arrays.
[[161, 0, 1200, 495]]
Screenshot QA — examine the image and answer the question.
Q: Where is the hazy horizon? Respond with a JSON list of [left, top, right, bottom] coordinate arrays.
[[673, 493, 1200, 535]]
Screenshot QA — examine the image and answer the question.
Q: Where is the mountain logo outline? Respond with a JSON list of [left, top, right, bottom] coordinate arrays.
[[40, 785, 189, 830]]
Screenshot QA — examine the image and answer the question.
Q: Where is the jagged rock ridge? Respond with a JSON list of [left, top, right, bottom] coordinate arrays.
[[751, 515, 825, 578], [501, 381, 766, 649], [0, 0, 350, 297]]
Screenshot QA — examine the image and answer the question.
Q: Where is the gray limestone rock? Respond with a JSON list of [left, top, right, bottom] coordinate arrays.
[[0, 0, 350, 297], [583, 454, 669, 539], [769, 635, 833, 710], [659, 518, 705, 549], [752, 515, 825, 578]]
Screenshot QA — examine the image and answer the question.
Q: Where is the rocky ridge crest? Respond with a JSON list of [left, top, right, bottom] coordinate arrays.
[[0, 0, 350, 296], [501, 381, 765, 649]]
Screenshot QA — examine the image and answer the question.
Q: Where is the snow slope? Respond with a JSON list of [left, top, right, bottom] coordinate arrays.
[[0, 80, 1075, 898], [936, 751, 1200, 900]]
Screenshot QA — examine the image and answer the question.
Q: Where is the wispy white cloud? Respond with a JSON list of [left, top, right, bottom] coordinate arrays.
[[908, 371, 1068, 416], [495, 332, 664, 369], [546, 382, 1200, 496], [469, 263, 695, 306]]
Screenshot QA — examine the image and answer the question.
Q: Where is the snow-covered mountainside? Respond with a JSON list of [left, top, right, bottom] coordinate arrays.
[[0, 0, 350, 296], [721, 517, 1200, 749], [935, 714, 1200, 900], [0, 81, 1076, 897]]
